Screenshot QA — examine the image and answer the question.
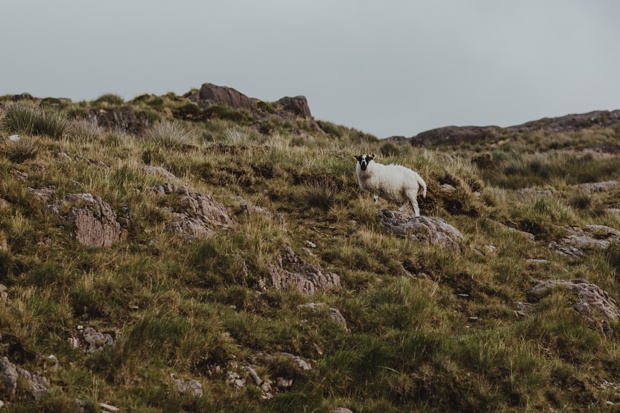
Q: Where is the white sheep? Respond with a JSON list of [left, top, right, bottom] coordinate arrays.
[[353, 154, 427, 216]]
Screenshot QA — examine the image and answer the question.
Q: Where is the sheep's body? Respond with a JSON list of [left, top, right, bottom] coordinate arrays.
[[354, 154, 427, 216]]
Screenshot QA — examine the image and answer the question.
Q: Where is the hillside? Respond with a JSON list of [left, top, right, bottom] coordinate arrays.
[[1, 85, 620, 412]]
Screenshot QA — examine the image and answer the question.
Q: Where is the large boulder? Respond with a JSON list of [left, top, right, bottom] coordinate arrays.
[[376, 210, 465, 252], [267, 244, 341, 295], [276, 96, 313, 120], [190, 83, 254, 111]]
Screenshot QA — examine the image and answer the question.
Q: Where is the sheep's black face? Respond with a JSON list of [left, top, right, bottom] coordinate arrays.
[[354, 154, 375, 171]]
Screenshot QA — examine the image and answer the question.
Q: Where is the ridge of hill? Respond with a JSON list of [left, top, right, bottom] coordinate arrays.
[[1, 86, 620, 412]]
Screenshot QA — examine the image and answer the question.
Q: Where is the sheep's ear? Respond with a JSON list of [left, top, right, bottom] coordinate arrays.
[[370, 154, 377, 160], [353, 155, 361, 162]]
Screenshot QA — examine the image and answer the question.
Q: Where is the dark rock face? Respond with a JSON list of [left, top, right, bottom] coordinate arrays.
[[190, 83, 254, 111], [376, 210, 465, 252], [87, 106, 152, 135], [267, 244, 341, 295], [409, 110, 620, 146], [277, 96, 313, 119]]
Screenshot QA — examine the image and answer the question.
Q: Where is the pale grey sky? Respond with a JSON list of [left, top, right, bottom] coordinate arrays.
[[2, 1, 619, 138]]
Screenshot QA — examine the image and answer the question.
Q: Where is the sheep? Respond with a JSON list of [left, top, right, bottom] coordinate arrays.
[[353, 154, 427, 216]]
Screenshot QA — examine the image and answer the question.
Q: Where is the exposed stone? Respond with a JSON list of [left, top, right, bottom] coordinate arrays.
[[516, 188, 563, 199], [190, 83, 254, 111], [87, 106, 152, 135], [81, 327, 114, 353], [299, 303, 348, 330], [550, 225, 620, 257], [142, 166, 187, 186], [0, 357, 18, 395], [28, 186, 55, 202], [51, 194, 127, 247], [166, 217, 214, 239], [231, 196, 285, 226], [376, 210, 465, 252], [528, 279, 620, 336], [575, 180, 620, 194], [151, 183, 234, 239], [332, 408, 354, 413], [0, 358, 50, 399], [16, 367, 50, 399], [408, 110, 620, 146], [267, 244, 341, 295], [277, 96, 313, 120], [172, 375, 203, 397]]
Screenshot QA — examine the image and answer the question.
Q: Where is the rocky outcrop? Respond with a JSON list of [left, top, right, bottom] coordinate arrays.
[[376, 210, 465, 252], [267, 244, 341, 294], [523, 279, 620, 336], [50, 193, 128, 247], [0, 357, 50, 399], [87, 106, 153, 135], [411, 126, 502, 147], [277, 96, 313, 120], [172, 375, 203, 397], [574, 180, 620, 194], [408, 110, 620, 146], [549, 225, 620, 258], [149, 183, 233, 239], [189, 83, 254, 111]]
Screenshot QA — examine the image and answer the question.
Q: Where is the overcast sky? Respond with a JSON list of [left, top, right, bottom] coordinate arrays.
[[2, 1, 619, 138]]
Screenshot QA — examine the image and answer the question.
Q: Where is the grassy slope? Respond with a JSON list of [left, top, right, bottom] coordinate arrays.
[[1, 95, 620, 412]]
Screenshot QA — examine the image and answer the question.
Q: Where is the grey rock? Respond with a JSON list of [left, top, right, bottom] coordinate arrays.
[[172, 376, 203, 397], [299, 303, 348, 330], [550, 225, 620, 257], [529, 279, 620, 336], [0, 357, 18, 395], [376, 210, 465, 252], [575, 180, 620, 194], [82, 327, 114, 353], [55, 194, 127, 247], [268, 244, 341, 295]]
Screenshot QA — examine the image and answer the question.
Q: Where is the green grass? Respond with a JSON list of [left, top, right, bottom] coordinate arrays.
[[0, 92, 620, 411]]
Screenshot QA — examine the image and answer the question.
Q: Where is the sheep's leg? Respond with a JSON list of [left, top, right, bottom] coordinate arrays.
[[405, 189, 421, 217], [373, 194, 379, 204]]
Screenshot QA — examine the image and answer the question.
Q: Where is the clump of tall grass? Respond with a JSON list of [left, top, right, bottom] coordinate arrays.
[[93, 93, 124, 106], [143, 121, 198, 149], [1, 103, 68, 139]]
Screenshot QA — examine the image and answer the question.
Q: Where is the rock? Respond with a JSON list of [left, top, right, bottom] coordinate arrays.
[[190, 83, 254, 111], [410, 125, 502, 147], [332, 408, 354, 413], [408, 110, 620, 146], [0, 199, 10, 211], [54, 152, 72, 162], [528, 279, 620, 336], [277, 96, 313, 120], [0, 358, 50, 399], [550, 225, 620, 257], [51, 194, 127, 247], [376, 210, 465, 252], [267, 244, 341, 295], [492, 221, 536, 242], [0, 357, 18, 395], [99, 403, 120, 412], [142, 166, 187, 186], [0, 285, 7, 300], [231, 196, 285, 226], [299, 303, 348, 330], [87, 106, 152, 135], [81, 327, 114, 353], [575, 181, 620, 194], [172, 376, 203, 397], [516, 188, 562, 198], [28, 186, 55, 202], [16, 367, 50, 399], [167, 217, 214, 239], [8, 134, 20, 142]]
